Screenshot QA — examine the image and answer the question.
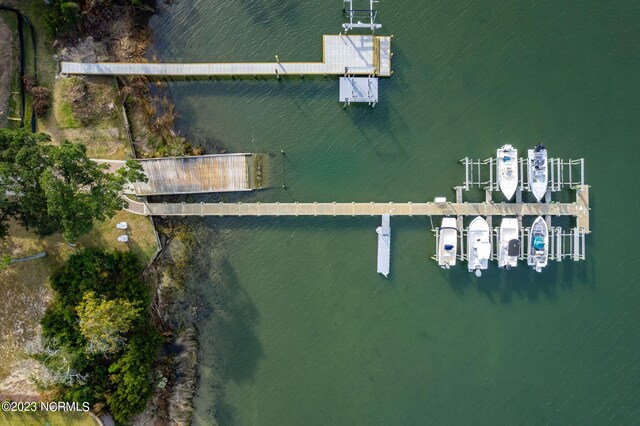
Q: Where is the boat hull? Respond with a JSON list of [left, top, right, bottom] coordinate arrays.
[[498, 218, 519, 269], [527, 216, 548, 272], [467, 216, 491, 273], [437, 217, 457, 268], [497, 144, 518, 200], [527, 147, 548, 202]]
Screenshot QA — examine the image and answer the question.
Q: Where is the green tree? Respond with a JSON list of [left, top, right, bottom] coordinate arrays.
[[0, 129, 56, 236], [106, 332, 162, 423], [76, 291, 142, 354], [39, 249, 161, 422], [0, 129, 146, 241], [39, 141, 146, 242]]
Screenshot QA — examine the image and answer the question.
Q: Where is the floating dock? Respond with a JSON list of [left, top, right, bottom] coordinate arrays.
[[60, 35, 392, 78], [339, 77, 378, 106], [376, 214, 391, 277]]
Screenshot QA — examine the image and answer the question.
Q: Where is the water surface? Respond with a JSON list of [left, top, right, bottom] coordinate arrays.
[[150, 1, 640, 424]]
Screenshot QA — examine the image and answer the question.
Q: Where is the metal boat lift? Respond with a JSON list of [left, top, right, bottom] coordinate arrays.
[[459, 156, 585, 194], [436, 223, 585, 265], [433, 155, 587, 268], [342, 0, 382, 33]]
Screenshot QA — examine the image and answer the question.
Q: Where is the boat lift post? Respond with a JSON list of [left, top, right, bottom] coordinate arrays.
[[519, 157, 527, 192], [548, 226, 556, 261], [548, 158, 585, 192], [459, 227, 467, 262], [342, 0, 382, 33], [491, 227, 498, 261], [518, 218, 526, 260]]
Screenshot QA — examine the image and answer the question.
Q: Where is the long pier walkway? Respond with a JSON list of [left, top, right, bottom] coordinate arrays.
[[61, 35, 392, 78], [123, 185, 590, 233]]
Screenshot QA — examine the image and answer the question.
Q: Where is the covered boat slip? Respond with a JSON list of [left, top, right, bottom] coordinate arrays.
[[60, 35, 392, 77]]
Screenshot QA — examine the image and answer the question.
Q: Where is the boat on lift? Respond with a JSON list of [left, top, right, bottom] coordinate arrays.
[[498, 218, 519, 269], [467, 216, 491, 277], [497, 144, 518, 200], [528, 216, 549, 272], [436, 217, 457, 269], [528, 143, 548, 202]]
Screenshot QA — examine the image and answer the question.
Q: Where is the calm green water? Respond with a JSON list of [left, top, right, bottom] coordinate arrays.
[[150, 1, 640, 424]]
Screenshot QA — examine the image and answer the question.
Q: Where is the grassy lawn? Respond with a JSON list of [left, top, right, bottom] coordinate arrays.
[[0, 411, 98, 426], [1, 12, 21, 130], [0, 223, 71, 379], [2, 2, 129, 160], [3, 0, 58, 88], [1, 1, 58, 131], [79, 210, 158, 267], [0, 213, 158, 384], [50, 76, 129, 160]]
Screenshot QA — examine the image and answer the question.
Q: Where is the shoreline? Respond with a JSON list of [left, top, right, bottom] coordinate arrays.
[[0, 1, 201, 423]]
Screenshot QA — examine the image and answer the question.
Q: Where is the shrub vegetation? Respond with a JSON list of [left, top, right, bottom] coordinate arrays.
[[38, 248, 161, 423]]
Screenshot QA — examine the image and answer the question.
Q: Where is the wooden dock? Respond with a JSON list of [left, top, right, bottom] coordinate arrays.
[[61, 35, 392, 78], [123, 186, 590, 233], [94, 154, 255, 195]]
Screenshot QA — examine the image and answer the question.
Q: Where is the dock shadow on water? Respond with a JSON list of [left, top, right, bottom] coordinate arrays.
[[442, 259, 593, 305], [186, 225, 264, 426]]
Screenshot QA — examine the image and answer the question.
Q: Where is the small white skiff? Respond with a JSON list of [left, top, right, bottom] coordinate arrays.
[[437, 217, 457, 269]]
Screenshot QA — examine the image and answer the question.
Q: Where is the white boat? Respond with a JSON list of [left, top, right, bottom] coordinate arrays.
[[498, 218, 519, 269], [467, 216, 491, 277], [527, 216, 548, 272], [527, 143, 548, 202], [436, 217, 457, 269], [497, 144, 518, 200]]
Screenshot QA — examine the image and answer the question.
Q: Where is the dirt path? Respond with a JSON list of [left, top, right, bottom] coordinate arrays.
[[0, 17, 13, 127]]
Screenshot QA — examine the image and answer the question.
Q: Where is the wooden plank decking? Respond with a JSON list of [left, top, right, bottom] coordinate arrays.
[[61, 35, 392, 77], [123, 186, 590, 233], [94, 154, 253, 195]]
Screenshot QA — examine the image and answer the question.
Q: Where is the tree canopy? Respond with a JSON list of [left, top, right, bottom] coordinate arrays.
[[39, 248, 161, 423], [77, 291, 142, 354], [0, 129, 145, 242]]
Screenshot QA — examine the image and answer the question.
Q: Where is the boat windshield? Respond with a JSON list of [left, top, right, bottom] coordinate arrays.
[[533, 236, 545, 250]]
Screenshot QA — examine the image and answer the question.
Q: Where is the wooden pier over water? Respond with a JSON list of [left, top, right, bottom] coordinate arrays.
[[123, 185, 590, 233], [61, 35, 392, 78], [95, 154, 260, 196]]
